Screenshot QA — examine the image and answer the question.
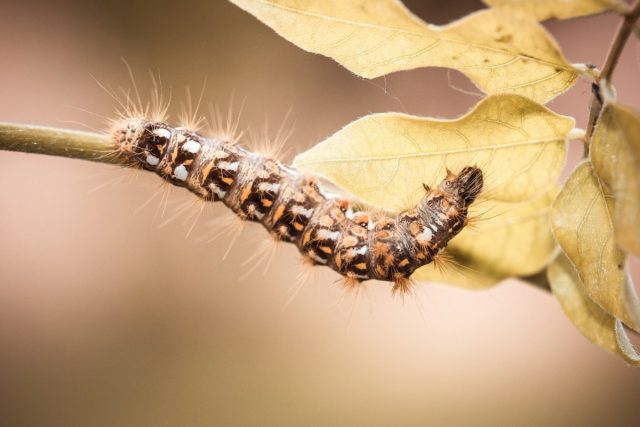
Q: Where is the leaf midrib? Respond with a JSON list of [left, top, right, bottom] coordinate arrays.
[[295, 136, 563, 165], [244, 0, 575, 72]]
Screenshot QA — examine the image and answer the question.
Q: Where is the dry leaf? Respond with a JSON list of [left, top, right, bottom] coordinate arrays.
[[413, 248, 504, 289], [294, 94, 574, 209], [551, 161, 640, 332], [230, 0, 578, 103], [591, 102, 640, 256], [548, 252, 640, 366], [483, 0, 615, 21], [414, 188, 558, 288]]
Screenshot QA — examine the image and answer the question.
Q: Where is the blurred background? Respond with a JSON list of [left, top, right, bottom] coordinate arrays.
[[1, 0, 640, 425]]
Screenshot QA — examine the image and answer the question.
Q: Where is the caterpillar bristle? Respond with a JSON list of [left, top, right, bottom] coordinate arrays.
[[434, 250, 483, 278], [156, 182, 175, 223], [282, 261, 318, 310], [432, 250, 455, 276], [340, 275, 364, 294], [208, 96, 245, 145], [238, 236, 281, 280], [179, 85, 207, 132], [464, 210, 490, 232], [247, 111, 294, 162], [391, 276, 415, 297], [132, 179, 169, 215], [157, 196, 209, 238]]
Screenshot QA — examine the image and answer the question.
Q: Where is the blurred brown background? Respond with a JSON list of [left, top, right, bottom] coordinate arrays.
[[1, 0, 640, 425]]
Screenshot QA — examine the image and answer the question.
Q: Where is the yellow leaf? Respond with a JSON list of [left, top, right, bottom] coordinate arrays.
[[230, 0, 579, 103], [452, 188, 558, 276], [293, 94, 574, 209], [413, 248, 504, 290], [548, 252, 640, 366], [591, 102, 640, 256], [551, 161, 640, 332], [483, 0, 616, 21], [414, 188, 558, 288]]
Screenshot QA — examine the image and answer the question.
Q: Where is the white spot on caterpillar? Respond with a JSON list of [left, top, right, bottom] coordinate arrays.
[[146, 154, 160, 166], [429, 223, 438, 232], [345, 208, 355, 219], [292, 205, 313, 218], [211, 186, 226, 199], [277, 225, 291, 238], [246, 204, 265, 220], [258, 182, 280, 193], [280, 164, 299, 176], [310, 252, 328, 264], [355, 246, 368, 255], [153, 128, 171, 139], [174, 164, 188, 181], [317, 229, 340, 241], [183, 139, 201, 153], [213, 150, 230, 159], [416, 227, 433, 245], [218, 161, 239, 171]]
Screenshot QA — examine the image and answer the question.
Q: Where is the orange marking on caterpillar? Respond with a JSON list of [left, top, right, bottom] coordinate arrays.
[[340, 236, 358, 248], [302, 230, 312, 246], [318, 215, 333, 228], [240, 185, 252, 203], [273, 204, 285, 223]]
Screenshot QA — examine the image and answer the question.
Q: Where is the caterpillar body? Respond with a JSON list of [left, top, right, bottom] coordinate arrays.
[[113, 117, 483, 293]]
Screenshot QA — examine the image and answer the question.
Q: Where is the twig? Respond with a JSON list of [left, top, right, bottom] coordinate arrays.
[[0, 122, 121, 165], [585, 0, 640, 140]]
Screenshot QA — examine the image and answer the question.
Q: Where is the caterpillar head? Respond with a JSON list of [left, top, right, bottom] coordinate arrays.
[[439, 166, 483, 205], [111, 117, 144, 154], [112, 118, 172, 169]]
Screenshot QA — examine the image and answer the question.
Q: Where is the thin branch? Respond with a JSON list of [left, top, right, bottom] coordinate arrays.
[[0, 122, 122, 165], [586, 0, 640, 140]]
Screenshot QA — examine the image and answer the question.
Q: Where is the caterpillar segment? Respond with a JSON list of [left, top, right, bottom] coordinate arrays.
[[113, 118, 483, 291]]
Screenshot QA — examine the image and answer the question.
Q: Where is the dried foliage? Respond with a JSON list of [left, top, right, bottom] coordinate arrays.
[[482, 0, 616, 20], [229, 0, 579, 102], [230, 0, 640, 364]]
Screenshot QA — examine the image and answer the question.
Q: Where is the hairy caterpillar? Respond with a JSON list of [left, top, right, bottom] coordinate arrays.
[[111, 114, 483, 294]]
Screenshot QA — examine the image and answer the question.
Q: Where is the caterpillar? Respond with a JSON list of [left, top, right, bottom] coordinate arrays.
[[112, 116, 483, 294]]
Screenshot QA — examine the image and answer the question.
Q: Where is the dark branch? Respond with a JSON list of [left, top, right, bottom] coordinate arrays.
[[585, 0, 640, 140]]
